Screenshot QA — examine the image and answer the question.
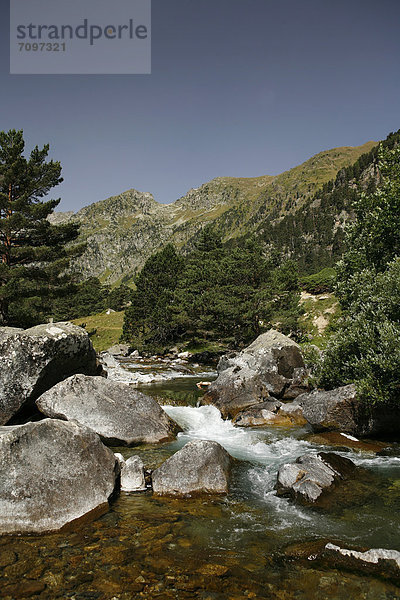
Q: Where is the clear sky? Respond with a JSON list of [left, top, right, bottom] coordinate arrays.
[[1, 0, 399, 211]]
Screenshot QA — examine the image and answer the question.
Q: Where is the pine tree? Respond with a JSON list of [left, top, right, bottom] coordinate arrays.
[[123, 244, 184, 348], [0, 129, 82, 327]]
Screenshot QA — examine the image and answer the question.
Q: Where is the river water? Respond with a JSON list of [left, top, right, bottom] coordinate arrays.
[[1, 358, 400, 599]]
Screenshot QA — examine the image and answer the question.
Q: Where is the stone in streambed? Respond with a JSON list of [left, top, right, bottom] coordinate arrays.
[[297, 384, 400, 437], [36, 374, 180, 446], [305, 431, 390, 454], [120, 456, 146, 492], [233, 400, 306, 427], [276, 452, 357, 504], [282, 540, 400, 584], [152, 440, 231, 497]]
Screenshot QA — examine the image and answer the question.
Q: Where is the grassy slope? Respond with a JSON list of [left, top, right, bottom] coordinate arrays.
[[299, 292, 340, 347], [72, 311, 124, 352]]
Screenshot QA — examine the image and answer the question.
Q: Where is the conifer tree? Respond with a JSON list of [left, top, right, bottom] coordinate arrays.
[[0, 129, 82, 327]]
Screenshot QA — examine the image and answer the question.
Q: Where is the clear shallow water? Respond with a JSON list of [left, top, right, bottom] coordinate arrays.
[[1, 364, 400, 600]]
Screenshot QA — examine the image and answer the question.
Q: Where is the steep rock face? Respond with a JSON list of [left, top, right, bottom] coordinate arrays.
[[36, 374, 180, 445], [152, 440, 231, 497], [201, 330, 305, 419], [51, 142, 377, 284], [0, 322, 97, 425], [0, 419, 119, 534]]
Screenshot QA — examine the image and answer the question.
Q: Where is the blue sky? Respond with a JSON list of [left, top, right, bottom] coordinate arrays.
[[0, 0, 399, 211]]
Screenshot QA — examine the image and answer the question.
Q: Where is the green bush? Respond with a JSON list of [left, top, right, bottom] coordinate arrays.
[[317, 143, 400, 407], [300, 267, 336, 294]]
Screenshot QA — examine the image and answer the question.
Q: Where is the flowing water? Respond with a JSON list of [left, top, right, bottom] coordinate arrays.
[[1, 359, 400, 600]]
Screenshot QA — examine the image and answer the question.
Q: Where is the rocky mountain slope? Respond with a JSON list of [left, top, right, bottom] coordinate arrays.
[[51, 141, 378, 283]]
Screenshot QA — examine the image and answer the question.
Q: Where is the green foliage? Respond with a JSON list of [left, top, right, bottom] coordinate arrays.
[[338, 145, 400, 282], [123, 227, 303, 352], [53, 277, 110, 320], [108, 284, 131, 311], [300, 267, 336, 294], [0, 129, 82, 327], [123, 244, 184, 349], [317, 144, 400, 407]]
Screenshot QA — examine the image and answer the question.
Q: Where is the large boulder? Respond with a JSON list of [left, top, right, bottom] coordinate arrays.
[[0, 322, 97, 425], [296, 385, 359, 433], [201, 330, 306, 419], [0, 419, 119, 534], [297, 384, 400, 437], [36, 374, 180, 445], [276, 452, 357, 505], [152, 440, 231, 497]]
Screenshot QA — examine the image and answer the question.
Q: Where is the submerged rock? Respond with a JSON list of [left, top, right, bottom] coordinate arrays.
[[325, 543, 400, 570], [36, 374, 180, 446], [201, 330, 306, 419], [282, 540, 400, 584], [120, 456, 146, 492], [305, 431, 390, 454], [0, 419, 119, 534], [0, 322, 97, 425], [276, 452, 357, 504], [323, 543, 400, 584], [152, 440, 231, 497]]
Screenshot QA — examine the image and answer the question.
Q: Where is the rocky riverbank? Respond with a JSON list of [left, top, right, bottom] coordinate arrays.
[[0, 322, 399, 598]]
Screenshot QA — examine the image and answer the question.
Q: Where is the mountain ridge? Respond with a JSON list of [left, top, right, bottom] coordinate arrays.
[[51, 140, 377, 283]]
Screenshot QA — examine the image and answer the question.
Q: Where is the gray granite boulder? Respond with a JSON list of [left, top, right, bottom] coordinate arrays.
[[36, 374, 180, 445], [0, 322, 97, 425], [201, 330, 306, 419], [0, 327, 24, 343], [296, 385, 359, 433], [297, 384, 400, 437], [152, 440, 231, 497], [0, 419, 119, 534], [276, 452, 357, 504]]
